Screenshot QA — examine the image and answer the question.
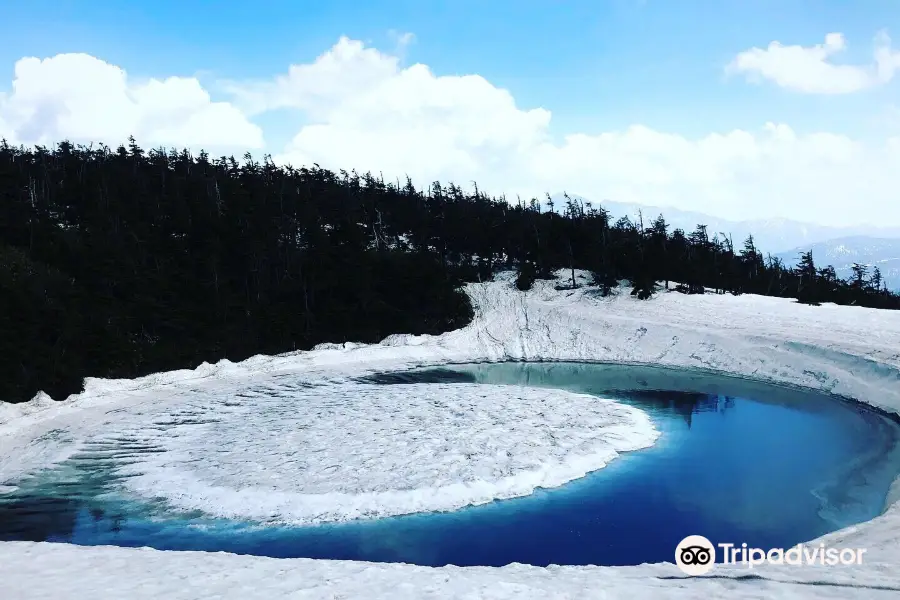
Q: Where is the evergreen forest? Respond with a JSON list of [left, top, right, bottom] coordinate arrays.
[[1, 138, 897, 404]]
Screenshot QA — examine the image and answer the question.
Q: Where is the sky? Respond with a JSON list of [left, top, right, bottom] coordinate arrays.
[[2, 0, 900, 227]]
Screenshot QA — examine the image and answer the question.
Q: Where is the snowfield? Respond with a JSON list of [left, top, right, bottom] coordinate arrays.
[[2, 271, 900, 599]]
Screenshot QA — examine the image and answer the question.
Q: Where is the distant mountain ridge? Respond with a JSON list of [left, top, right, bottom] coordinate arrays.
[[775, 236, 900, 292], [548, 194, 900, 254]]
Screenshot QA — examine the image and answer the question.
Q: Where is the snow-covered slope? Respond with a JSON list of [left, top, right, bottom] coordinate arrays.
[[2, 271, 900, 599]]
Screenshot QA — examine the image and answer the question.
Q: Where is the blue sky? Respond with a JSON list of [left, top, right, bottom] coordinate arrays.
[[2, 0, 900, 225], [3, 0, 899, 136]]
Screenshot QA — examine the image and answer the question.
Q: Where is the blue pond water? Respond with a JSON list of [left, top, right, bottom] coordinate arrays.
[[2, 362, 900, 567]]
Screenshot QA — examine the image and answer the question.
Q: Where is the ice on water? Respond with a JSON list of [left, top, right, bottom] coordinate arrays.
[[4, 378, 657, 524]]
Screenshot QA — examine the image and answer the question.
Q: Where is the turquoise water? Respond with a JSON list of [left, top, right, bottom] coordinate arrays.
[[2, 362, 899, 567]]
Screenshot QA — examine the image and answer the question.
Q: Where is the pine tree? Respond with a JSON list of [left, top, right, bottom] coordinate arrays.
[[650, 214, 670, 289], [818, 265, 838, 296], [0, 136, 898, 404], [871, 266, 883, 292], [850, 263, 869, 291], [796, 250, 819, 305]]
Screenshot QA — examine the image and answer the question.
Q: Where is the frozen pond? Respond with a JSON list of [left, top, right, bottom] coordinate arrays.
[[2, 362, 899, 567]]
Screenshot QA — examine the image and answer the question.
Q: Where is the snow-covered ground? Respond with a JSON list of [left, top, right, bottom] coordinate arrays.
[[2, 271, 900, 599], [4, 541, 900, 599]]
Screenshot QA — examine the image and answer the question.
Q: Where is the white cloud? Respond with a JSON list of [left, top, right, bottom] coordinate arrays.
[[726, 31, 900, 94], [0, 53, 263, 151], [222, 37, 402, 119], [223, 36, 900, 227], [4, 39, 900, 227], [388, 30, 416, 51]]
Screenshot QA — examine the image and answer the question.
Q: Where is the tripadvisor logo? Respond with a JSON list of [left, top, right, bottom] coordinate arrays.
[[675, 535, 867, 576], [675, 535, 716, 575]]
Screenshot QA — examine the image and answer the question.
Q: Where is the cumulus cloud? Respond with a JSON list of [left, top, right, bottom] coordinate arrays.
[[726, 31, 900, 94], [4, 38, 900, 226], [220, 36, 900, 227], [0, 53, 263, 151]]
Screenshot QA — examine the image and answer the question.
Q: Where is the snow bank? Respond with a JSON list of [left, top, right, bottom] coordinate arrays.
[[2, 270, 900, 598], [2, 541, 898, 599]]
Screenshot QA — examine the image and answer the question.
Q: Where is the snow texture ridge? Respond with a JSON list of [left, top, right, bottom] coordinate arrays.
[[2, 270, 900, 598]]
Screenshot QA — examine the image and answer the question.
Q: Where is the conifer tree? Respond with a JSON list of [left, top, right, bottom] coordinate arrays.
[[796, 250, 819, 305], [0, 136, 898, 404]]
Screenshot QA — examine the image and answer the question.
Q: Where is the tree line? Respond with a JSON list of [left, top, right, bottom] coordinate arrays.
[[0, 138, 896, 404]]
